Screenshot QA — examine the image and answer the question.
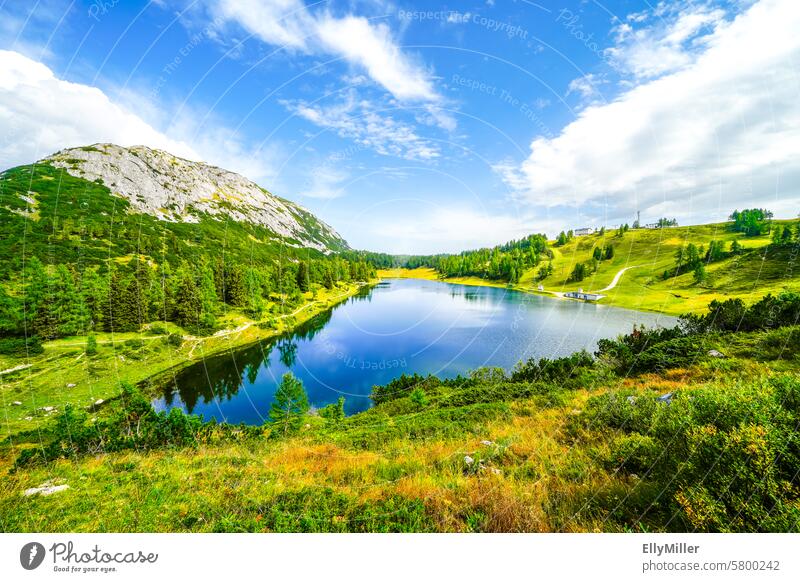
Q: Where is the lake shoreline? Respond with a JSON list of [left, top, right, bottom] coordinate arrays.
[[0, 281, 377, 437], [155, 277, 674, 424], [377, 267, 678, 317]]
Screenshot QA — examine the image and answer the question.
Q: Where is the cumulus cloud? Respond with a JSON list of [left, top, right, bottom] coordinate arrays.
[[0, 50, 197, 168], [496, 0, 800, 223], [208, 0, 439, 102], [0, 50, 279, 182]]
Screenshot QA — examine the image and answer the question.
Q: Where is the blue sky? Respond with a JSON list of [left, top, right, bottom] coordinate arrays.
[[1, 0, 798, 253]]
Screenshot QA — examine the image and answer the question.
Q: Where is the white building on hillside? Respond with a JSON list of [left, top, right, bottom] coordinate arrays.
[[574, 227, 595, 237], [564, 288, 605, 301]]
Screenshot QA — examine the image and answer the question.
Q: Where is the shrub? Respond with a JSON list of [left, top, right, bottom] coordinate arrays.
[[165, 333, 184, 348], [511, 350, 593, 384], [85, 334, 98, 356], [14, 383, 206, 467], [371, 373, 442, 405], [409, 387, 428, 408], [0, 336, 44, 356], [149, 324, 169, 335], [579, 375, 800, 531]]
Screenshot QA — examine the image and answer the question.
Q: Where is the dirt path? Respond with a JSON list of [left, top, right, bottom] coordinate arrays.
[[597, 266, 641, 293]]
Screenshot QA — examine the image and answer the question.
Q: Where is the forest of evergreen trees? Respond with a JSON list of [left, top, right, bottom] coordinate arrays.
[[0, 254, 375, 342], [403, 234, 552, 283]]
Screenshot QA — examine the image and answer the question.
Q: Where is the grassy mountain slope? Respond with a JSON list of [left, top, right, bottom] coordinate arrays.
[[539, 222, 793, 313], [382, 221, 799, 315], [0, 146, 347, 274]]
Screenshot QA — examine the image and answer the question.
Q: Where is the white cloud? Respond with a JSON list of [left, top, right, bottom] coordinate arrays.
[[299, 164, 350, 199], [496, 0, 800, 224], [208, 0, 439, 102], [566, 73, 606, 100], [607, 2, 727, 78], [282, 92, 441, 161], [0, 50, 280, 183], [0, 50, 198, 168]]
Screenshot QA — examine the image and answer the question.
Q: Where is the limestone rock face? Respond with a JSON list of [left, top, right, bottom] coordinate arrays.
[[46, 144, 347, 252]]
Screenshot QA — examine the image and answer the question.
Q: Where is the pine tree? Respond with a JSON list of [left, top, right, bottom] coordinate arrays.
[[80, 266, 108, 331], [85, 334, 98, 356], [23, 256, 52, 337], [0, 286, 21, 335], [198, 260, 218, 327], [108, 272, 141, 333], [269, 372, 309, 435], [173, 268, 202, 329], [693, 262, 708, 286], [604, 245, 615, 260], [296, 261, 310, 292], [243, 267, 264, 318], [53, 265, 88, 336]]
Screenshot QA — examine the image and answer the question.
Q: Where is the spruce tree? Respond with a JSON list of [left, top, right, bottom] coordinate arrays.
[[269, 372, 309, 435], [0, 286, 21, 335], [296, 261, 310, 292], [173, 268, 202, 329], [53, 265, 88, 336]]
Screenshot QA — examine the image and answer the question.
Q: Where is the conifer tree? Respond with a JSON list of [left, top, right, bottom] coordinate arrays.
[[53, 265, 88, 336], [296, 261, 310, 292], [269, 372, 309, 435], [173, 267, 202, 329]]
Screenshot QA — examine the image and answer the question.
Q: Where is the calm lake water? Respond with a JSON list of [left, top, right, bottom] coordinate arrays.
[[153, 278, 676, 423]]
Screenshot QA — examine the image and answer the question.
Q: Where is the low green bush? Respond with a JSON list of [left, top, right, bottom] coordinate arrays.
[[0, 336, 43, 356], [579, 375, 800, 532]]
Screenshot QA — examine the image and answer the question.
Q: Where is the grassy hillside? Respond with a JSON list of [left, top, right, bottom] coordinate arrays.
[[540, 222, 793, 313], [0, 162, 345, 273], [383, 221, 799, 315]]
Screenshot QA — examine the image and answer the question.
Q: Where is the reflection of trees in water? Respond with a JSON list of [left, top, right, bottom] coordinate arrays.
[[161, 341, 273, 414], [277, 340, 298, 368], [160, 284, 378, 413]]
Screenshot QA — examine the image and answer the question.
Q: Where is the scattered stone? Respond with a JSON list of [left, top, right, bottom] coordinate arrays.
[[23, 481, 69, 497], [657, 392, 674, 405], [480, 440, 494, 446], [464, 455, 474, 466], [627, 395, 636, 405], [25, 416, 32, 421], [12, 401, 22, 406], [66, 383, 77, 388], [40, 406, 55, 412], [490, 468, 502, 475], [708, 349, 725, 358], [94, 399, 104, 406]]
